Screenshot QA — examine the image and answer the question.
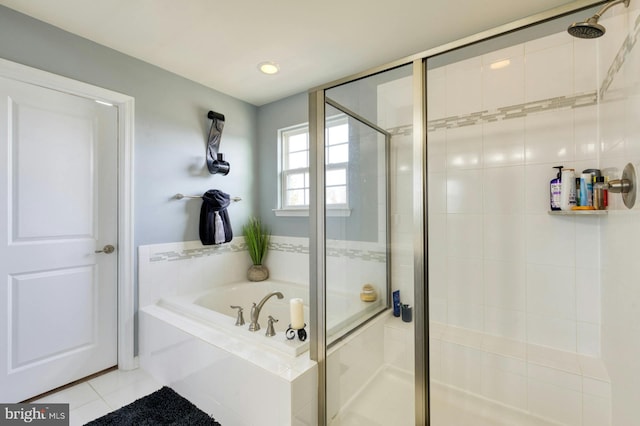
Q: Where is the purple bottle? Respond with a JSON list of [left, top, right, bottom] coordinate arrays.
[[550, 166, 563, 211]]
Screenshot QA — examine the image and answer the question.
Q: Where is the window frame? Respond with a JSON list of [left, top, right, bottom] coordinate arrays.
[[275, 116, 351, 217]]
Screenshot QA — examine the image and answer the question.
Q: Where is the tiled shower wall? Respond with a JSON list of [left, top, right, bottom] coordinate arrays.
[[426, 4, 640, 423], [598, 4, 640, 424], [427, 28, 602, 356]]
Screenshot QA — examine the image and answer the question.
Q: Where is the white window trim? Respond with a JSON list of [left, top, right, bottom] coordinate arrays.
[[273, 207, 352, 217], [276, 116, 352, 217]]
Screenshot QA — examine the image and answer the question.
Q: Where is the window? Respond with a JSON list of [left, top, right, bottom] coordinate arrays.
[[278, 117, 349, 213]]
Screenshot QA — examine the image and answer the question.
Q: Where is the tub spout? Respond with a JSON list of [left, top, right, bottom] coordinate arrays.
[[248, 291, 284, 332]]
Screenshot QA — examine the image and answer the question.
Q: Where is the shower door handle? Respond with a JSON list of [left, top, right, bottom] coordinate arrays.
[[95, 244, 115, 254]]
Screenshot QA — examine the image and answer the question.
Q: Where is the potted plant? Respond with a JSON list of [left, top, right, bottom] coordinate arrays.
[[242, 216, 271, 281]]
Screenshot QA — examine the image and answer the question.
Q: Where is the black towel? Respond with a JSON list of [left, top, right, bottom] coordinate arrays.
[[199, 190, 233, 245]]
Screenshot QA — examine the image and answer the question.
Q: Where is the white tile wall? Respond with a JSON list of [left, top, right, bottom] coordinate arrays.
[[599, 3, 640, 424], [445, 57, 483, 116], [446, 170, 483, 213], [482, 118, 526, 167], [524, 35, 574, 102], [483, 166, 525, 213], [484, 259, 526, 310], [423, 15, 640, 423], [139, 235, 389, 308], [446, 126, 483, 170], [482, 45, 525, 111], [138, 240, 249, 308], [573, 106, 598, 161], [483, 214, 525, 261], [524, 109, 575, 164]]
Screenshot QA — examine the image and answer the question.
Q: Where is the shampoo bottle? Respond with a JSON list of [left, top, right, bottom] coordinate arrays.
[[550, 166, 563, 211], [579, 173, 593, 206], [560, 168, 577, 211], [393, 290, 401, 317]]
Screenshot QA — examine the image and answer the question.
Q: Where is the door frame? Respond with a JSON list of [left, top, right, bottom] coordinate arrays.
[[0, 58, 136, 370]]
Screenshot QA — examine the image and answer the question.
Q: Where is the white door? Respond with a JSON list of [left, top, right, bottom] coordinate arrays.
[[0, 76, 118, 402]]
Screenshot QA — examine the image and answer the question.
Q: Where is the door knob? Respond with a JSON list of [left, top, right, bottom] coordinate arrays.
[[95, 244, 115, 254]]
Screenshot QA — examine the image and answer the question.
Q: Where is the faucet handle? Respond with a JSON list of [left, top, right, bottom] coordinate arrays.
[[230, 305, 245, 326], [266, 315, 278, 337]]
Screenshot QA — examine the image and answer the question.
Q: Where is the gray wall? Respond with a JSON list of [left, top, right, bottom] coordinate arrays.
[[257, 91, 383, 242], [257, 92, 310, 237], [0, 6, 259, 352], [256, 76, 404, 242], [0, 6, 258, 249]]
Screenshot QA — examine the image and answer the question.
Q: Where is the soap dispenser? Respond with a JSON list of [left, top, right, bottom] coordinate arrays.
[[550, 166, 563, 211]]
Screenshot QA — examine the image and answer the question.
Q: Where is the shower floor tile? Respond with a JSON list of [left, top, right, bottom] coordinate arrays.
[[331, 366, 560, 426], [431, 383, 559, 426], [331, 367, 414, 426]]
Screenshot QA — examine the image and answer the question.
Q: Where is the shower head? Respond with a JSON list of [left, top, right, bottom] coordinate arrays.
[[568, 17, 606, 38], [567, 0, 630, 39]]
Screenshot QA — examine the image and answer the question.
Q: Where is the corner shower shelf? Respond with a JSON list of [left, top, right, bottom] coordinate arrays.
[[548, 210, 608, 215]]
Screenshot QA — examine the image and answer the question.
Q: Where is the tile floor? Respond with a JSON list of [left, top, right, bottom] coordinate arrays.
[[331, 367, 559, 426], [31, 368, 162, 426], [33, 365, 561, 425]]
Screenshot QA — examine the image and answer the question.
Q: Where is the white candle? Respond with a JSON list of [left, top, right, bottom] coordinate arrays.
[[290, 298, 304, 330]]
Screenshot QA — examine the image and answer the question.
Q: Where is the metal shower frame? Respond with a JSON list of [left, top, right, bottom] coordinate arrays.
[[309, 1, 607, 424]]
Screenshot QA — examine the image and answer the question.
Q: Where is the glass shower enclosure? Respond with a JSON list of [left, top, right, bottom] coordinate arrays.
[[309, 1, 634, 424], [310, 63, 423, 425]]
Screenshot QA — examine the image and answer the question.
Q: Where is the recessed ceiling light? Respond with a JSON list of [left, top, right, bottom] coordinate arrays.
[[258, 61, 280, 75]]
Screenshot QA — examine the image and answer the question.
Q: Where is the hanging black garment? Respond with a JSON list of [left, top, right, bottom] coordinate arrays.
[[199, 190, 233, 245]]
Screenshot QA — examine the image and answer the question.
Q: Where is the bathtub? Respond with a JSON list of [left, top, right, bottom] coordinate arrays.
[[141, 279, 386, 425], [156, 279, 385, 356]]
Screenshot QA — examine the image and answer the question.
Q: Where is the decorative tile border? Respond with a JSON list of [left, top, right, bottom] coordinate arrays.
[[385, 18, 639, 135], [146, 237, 386, 263], [426, 91, 597, 132], [149, 242, 246, 262], [417, 18, 640, 133], [326, 247, 387, 263], [599, 13, 640, 99], [269, 241, 309, 254], [385, 90, 598, 136], [387, 124, 413, 136]]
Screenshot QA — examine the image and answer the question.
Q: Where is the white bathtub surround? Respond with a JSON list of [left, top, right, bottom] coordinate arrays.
[[138, 238, 250, 308], [138, 235, 393, 425], [262, 236, 309, 284], [139, 239, 316, 424], [140, 305, 317, 425], [139, 235, 391, 308], [157, 281, 310, 356]]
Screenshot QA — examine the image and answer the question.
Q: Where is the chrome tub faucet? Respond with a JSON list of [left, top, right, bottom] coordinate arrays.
[[248, 291, 283, 331]]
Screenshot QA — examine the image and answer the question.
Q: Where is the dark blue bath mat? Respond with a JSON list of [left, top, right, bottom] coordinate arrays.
[[85, 386, 221, 425]]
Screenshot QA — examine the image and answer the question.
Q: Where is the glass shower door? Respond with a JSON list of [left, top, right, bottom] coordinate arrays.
[[323, 98, 393, 424], [309, 62, 419, 424], [323, 99, 390, 346]]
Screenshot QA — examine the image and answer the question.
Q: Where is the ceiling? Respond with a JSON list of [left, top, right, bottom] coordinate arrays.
[[0, 0, 592, 106]]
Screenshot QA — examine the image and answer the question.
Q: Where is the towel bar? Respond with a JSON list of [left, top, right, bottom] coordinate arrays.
[[174, 193, 241, 202]]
